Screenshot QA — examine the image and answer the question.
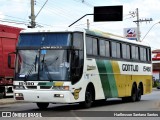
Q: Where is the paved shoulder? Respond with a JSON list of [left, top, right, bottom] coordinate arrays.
[[0, 98, 18, 105]]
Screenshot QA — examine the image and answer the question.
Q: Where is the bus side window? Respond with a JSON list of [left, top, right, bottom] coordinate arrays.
[[92, 38, 98, 56], [126, 45, 131, 59], [111, 42, 117, 58], [111, 41, 120, 58], [122, 43, 127, 59], [147, 48, 151, 61], [105, 41, 110, 57], [140, 47, 145, 61], [99, 39, 105, 56], [86, 36, 93, 55]]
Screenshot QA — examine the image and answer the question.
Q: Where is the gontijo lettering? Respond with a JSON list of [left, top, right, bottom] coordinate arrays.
[[122, 64, 138, 72]]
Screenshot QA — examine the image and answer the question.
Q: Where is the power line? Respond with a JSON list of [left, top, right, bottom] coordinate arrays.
[[0, 19, 28, 25], [73, 0, 93, 8], [35, 0, 48, 18], [36, 1, 75, 21], [141, 21, 160, 41], [2, 15, 29, 21]]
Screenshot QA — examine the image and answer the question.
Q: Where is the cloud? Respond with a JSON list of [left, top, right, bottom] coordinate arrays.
[[0, 12, 5, 19]]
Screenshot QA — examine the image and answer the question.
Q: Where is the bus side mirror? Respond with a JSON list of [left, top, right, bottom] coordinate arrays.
[[8, 52, 16, 69]]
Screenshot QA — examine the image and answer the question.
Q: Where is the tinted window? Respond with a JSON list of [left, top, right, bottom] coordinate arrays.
[[140, 47, 147, 61], [117, 43, 121, 58], [140, 47, 144, 61], [93, 38, 98, 55], [122, 44, 127, 59], [105, 41, 110, 57], [19, 33, 71, 46], [143, 48, 147, 61], [111, 42, 117, 57], [73, 33, 83, 49], [147, 48, 151, 61], [135, 46, 139, 60], [86, 37, 93, 54], [99, 40, 105, 56], [131, 46, 136, 59], [126, 45, 130, 59], [111, 42, 120, 58]]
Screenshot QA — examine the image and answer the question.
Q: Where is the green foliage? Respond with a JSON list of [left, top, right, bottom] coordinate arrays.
[[153, 81, 160, 87]]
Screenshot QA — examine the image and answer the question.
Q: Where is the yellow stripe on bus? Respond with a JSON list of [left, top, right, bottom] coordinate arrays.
[[54, 82, 64, 86]]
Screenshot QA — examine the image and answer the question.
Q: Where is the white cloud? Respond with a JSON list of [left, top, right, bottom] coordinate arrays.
[[0, 11, 5, 19]]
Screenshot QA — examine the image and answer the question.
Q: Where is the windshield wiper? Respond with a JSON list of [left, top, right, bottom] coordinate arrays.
[[44, 62, 52, 80], [35, 55, 38, 72], [41, 54, 53, 80], [25, 55, 38, 80]]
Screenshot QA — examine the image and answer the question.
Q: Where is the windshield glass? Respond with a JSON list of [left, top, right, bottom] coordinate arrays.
[[18, 33, 70, 46], [16, 49, 70, 81]]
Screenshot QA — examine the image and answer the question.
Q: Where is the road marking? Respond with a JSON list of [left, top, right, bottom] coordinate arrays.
[[70, 111, 83, 120]]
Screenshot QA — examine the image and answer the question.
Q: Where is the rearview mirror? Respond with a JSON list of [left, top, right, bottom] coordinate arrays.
[[8, 52, 16, 69]]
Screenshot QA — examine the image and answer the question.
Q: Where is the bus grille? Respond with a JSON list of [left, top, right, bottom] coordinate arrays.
[[26, 86, 37, 89], [40, 86, 52, 89]]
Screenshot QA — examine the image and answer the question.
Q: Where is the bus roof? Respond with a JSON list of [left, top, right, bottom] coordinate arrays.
[[85, 29, 150, 47], [20, 27, 150, 47]]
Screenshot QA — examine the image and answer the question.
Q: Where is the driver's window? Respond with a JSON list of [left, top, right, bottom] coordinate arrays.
[[72, 33, 84, 84]]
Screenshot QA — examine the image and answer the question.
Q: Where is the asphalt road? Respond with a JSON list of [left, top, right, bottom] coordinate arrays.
[[0, 90, 160, 120]]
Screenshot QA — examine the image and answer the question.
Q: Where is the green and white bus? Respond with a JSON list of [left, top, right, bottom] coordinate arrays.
[[9, 28, 152, 109]]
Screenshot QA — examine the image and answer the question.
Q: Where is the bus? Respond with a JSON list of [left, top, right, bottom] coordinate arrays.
[[8, 28, 152, 109]]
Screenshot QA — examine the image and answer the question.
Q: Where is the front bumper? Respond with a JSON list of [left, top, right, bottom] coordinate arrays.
[[14, 90, 72, 103]]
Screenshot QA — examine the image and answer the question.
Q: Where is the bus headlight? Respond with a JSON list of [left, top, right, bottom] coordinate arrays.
[[15, 93, 24, 100], [14, 85, 25, 90], [15, 93, 23, 97], [52, 86, 69, 91]]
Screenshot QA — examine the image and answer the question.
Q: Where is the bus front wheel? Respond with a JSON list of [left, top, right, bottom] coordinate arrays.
[[80, 87, 94, 108], [36, 102, 49, 109]]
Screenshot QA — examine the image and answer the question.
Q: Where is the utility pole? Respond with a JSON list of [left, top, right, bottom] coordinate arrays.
[[87, 19, 90, 29], [132, 8, 153, 42], [136, 8, 140, 42], [28, 0, 36, 28]]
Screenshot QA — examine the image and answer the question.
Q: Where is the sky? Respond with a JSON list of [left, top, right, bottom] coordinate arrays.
[[0, 0, 160, 50]]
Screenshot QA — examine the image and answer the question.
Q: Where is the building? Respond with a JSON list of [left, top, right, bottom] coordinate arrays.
[[152, 49, 160, 82]]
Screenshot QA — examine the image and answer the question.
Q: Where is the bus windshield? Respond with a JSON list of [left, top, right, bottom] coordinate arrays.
[[15, 32, 71, 81], [16, 49, 70, 81]]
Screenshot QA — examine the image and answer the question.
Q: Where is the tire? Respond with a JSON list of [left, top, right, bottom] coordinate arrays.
[[0, 93, 3, 99], [80, 87, 94, 108], [0, 87, 5, 98], [136, 88, 141, 101], [129, 84, 137, 102], [36, 103, 49, 109]]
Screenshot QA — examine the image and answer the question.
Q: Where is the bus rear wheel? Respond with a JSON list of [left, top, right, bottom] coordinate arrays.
[[129, 84, 137, 102], [136, 88, 141, 101], [36, 102, 49, 109]]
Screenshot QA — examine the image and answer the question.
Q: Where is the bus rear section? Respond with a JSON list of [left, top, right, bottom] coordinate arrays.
[[85, 29, 152, 103]]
